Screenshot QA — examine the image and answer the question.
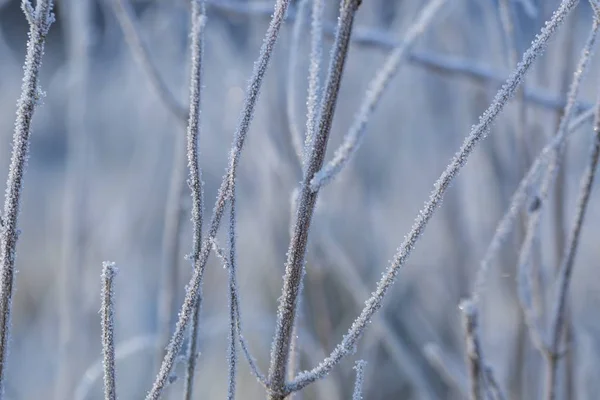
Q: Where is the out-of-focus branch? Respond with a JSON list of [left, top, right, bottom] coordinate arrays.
[[111, 0, 188, 121]]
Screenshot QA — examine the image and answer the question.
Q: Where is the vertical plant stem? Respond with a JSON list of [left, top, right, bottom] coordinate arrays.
[[182, 2, 206, 399], [226, 185, 238, 400], [101, 262, 118, 400], [267, 1, 361, 398], [352, 360, 367, 400], [0, 0, 54, 396]]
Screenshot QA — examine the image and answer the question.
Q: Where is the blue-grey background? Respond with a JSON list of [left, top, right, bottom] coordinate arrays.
[[0, 0, 599, 399]]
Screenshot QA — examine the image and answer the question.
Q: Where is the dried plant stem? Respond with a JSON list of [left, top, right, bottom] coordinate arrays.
[[286, 0, 579, 395], [311, 0, 448, 191], [101, 262, 118, 400], [210, 239, 268, 386], [111, 0, 188, 121], [148, 0, 291, 398], [182, 2, 206, 399], [267, 1, 361, 397], [546, 17, 600, 400], [352, 360, 366, 400], [226, 185, 238, 400], [0, 0, 54, 396]]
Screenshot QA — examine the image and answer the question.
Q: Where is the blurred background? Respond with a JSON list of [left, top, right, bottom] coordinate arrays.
[[0, 0, 599, 398]]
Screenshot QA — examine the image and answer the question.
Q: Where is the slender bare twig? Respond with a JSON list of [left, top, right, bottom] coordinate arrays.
[[100, 262, 118, 400], [286, 1, 579, 395], [148, 0, 291, 398], [310, 0, 448, 191], [546, 13, 600, 400], [352, 360, 367, 400], [181, 2, 206, 399], [111, 0, 188, 121], [267, 1, 361, 398], [226, 184, 238, 400], [0, 1, 54, 396], [210, 238, 268, 386]]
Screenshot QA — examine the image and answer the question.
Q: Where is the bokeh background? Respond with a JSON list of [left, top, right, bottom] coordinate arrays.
[[0, 0, 599, 398]]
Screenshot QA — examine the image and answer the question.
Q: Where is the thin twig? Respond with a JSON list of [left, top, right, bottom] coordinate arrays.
[[286, 1, 579, 395], [310, 0, 449, 191], [0, 1, 54, 396], [100, 262, 118, 400], [181, 2, 206, 400], [267, 1, 361, 398], [352, 360, 367, 400], [226, 184, 238, 400], [148, 0, 291, 398], [210, 238, 268, 386], [111, 0, 188, 121]]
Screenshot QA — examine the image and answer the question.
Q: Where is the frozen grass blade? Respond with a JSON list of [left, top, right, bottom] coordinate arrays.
[[100, 262, 118, 400], [286, 0, 580, 395], [0, 0, 54, 396], [267, 1, 361, 397], [148, 0, 291, 398], [310, 0, 448, 191]]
